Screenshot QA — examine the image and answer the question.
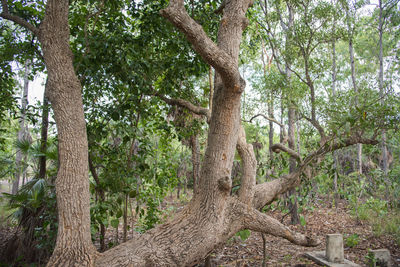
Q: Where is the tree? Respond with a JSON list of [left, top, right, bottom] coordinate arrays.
[[2, 0, 386, 266]]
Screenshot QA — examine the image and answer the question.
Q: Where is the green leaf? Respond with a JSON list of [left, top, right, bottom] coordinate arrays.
[[236, 229, 251, 241], [110, 218, 119, 228], [116, 209, 123, 218]]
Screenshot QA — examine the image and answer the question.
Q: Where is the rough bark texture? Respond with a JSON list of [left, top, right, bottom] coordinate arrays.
[[37, 1, 97, 265], [97, 0, 319, 265], [2, 1, 321, 266]]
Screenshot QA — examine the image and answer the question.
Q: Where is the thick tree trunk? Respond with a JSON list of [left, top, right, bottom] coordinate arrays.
[[97, 1, 317, 265], [38, 1, 97, 265]]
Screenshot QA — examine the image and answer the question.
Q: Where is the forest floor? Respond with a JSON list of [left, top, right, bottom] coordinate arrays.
[[1, 194, 399, 266], [100, 194, 400, 266]]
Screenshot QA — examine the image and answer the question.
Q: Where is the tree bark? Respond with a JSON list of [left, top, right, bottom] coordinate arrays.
[[345, 3, 363, 176], [37, 1, 97, 265], [12, 60, 30, 194], [378, 0, 388, 175], [38, 81, 49, 179], [2, 1, 321, 266], [190, 134, 200, 194]]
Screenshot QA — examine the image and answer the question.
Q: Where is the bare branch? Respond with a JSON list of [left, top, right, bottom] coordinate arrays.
[[248, 113, 283, 127], [253, 170, 302, 210], [247, 113, 287, 139], [1, 0, 39, 35]]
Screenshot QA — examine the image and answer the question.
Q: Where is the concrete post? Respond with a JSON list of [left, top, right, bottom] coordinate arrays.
[[369, 249, 391, 267], [326, 234, 344, 263]]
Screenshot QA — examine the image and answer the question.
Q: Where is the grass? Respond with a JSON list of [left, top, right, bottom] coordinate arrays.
[[352, 197, 400, 246]]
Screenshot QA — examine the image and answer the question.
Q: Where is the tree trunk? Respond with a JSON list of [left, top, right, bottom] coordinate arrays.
[[345, 3, 363, 176], [331, 14, 339, 206], [12, 60, 30, 194], [3, 1, 319, 266], [39, 81, 49, 179], [38, 1, 97, 265], [190, 134, 200, 194], [378, 0, 388, 175]]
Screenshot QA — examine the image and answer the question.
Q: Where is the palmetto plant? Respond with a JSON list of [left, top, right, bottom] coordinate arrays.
[[1, 138, 58, 264]]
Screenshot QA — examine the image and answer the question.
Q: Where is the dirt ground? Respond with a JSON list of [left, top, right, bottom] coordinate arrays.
[[205, 201, 400, 266], [2, 195, 399, 266], [99, 195, 399, 266]]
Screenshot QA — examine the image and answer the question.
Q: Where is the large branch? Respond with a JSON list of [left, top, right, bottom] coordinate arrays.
[[253, 133, 379, 210], [160, 0, 242, 91], [156, 93, 211, 121], [1, 0, 39, 35], [242, 207, 319, 247], [270, 143, 301, 161]]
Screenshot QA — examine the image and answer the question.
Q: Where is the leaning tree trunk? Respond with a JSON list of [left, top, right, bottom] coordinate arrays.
[[97, 1, 318, 266], [37, 1, 97, 265]]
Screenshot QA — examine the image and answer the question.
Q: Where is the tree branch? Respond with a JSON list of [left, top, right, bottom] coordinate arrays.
[[247, 113, 287, 139], [253, 133, 378, 210], [270, 143, 301, 161], [160, 0, 243, 91], [242, 207, 319, 247], [236, 125, 257, 205], [1, 0, 39, 36], [156, 93, 211, 121]]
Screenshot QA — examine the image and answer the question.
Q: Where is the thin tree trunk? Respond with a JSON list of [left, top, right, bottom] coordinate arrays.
[[331, 11, 339, 206], [345, 4, 363, 176], [38, 82, 49, 179], [190, 134, 200, 195], [12, 60, 30, 194], [88, 155, 106, 252], [379, 0, 388, 175], [260, 35, 274, 161], [123, 193, 128, 242]]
